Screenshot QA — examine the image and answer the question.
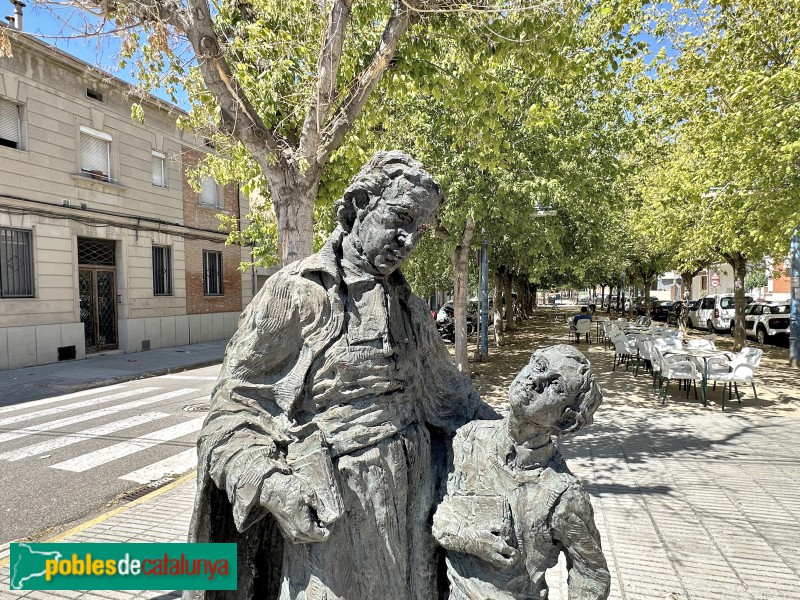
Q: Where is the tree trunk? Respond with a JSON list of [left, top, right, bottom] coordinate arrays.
[[679, 271, 695, 333], [504, 272, 514, 332], [493, 271, 504, 347], [643, 273, 654, 317], [725, 252, 748, 352], [450, 217, 476, 373], [264, 164, 320, 266]]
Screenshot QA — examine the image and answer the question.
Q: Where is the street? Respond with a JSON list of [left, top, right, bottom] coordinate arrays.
[[0, 366, 219, 544]]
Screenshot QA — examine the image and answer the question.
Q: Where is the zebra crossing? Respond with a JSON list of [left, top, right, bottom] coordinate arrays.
[[0, 383, 208, 484]]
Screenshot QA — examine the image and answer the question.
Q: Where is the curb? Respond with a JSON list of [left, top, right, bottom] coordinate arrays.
[[0, 472, 197, 569], [0, 358, 223, 403]]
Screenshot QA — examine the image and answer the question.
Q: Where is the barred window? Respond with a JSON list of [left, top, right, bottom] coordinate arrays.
[[152, 151, 166, 187], [0, 98, 21, 150], [1, 227, 34, 298], [203, 250, 223, 296], [199, 177, 223, 208], [152, 245, 172, 296], [80, 126, 112, 181]]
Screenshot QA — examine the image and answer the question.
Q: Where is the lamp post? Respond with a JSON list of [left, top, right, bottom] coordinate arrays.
[[791, 226, 800, 368], [479, 239, 489, 362], [476, 206, 557, 361]]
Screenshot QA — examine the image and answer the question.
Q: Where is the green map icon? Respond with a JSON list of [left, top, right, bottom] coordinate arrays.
[[9, 543, 63, 590]]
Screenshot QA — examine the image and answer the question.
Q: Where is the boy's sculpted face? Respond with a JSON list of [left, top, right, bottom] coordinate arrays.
[[509, 346, 598, 434]]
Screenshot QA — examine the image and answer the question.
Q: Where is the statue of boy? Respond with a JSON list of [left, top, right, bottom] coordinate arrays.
[[433, 344, 610, 600], [185, 151, 480, 600]]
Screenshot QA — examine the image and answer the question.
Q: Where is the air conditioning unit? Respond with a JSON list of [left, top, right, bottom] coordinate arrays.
[[61, 199, 71, 207]]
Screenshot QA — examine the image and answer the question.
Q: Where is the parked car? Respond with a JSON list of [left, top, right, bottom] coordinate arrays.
[[745, 301, 790, 344], [690, 294, 755, 332], [436, 300, 479, 341], [667, 300, 699, 325], [626, 296, 647, 316], [650, 300, 673, 321]]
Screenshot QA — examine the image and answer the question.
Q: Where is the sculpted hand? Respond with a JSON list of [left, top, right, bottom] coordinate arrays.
[[259, 473, 332, 544], [468, 529, 520, 569]]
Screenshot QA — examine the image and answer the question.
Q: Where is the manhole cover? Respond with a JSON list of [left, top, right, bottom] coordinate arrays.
[[117, 477, 174, 503], [183, 403, 210, 412]]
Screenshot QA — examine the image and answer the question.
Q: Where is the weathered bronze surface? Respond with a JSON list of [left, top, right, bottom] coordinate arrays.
[[185, 151, 481, 600], [433, 344, 610, 600]]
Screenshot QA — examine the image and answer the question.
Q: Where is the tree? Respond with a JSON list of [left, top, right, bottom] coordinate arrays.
[[629, 0, 800, 350], [44, 0, 576, 266]]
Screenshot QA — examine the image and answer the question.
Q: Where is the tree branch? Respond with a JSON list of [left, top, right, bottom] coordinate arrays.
[[316, 0, 411, 165], [299, 0, 353, 159], [92, 0, 189, 32], [183, 0, 279, 160]]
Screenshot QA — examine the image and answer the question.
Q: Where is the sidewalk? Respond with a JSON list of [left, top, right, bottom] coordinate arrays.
[[0, 340, 228, 406], [3, 316, 800, 599]]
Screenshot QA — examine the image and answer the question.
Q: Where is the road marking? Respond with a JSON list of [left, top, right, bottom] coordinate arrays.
[[0, 389, 200, 445], [0, 412, 171, 461], [51, 417, 205, 472], [0, 384, 127, 414], [119, 448, 198, 483], [158, 375, 218, 381], [0, 387, 160, 428]]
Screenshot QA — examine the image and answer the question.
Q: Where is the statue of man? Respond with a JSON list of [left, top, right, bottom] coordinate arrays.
[[433, 344, 610, 600], [185, 151, 481, 600]]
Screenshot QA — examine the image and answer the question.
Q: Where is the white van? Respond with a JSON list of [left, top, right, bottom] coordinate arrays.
[[690, 294, 755, 332]]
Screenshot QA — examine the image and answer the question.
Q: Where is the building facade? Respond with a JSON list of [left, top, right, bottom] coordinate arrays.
[[0, 27, 253, 370]]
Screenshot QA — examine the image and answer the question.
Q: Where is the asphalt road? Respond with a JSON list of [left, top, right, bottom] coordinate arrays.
[[0, 365, 219, 544]]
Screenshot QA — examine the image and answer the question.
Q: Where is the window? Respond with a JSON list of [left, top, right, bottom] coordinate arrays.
[[152, 151, 166, 187], [203, 250, 223, 295], [0, 227, 34, 298], [199, 177, 223, 208], [0, 98, 21, 150], [86, 88, 104, 102], [80, 126, 112, 181], [720, 297, 734, 310], [152, 245, 172, 296]]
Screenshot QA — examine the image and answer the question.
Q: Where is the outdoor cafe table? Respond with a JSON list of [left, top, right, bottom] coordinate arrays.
[[662, 347, 735, 406]]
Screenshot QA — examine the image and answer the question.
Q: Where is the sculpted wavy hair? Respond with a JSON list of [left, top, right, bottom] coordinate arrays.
[[334, 150, 444, 233]]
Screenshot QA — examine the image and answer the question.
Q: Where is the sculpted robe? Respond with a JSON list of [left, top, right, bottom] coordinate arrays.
[[185, 231, 480, 600]]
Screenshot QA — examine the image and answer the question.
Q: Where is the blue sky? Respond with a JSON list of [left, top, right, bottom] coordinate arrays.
[[19, 2, 182, 103]]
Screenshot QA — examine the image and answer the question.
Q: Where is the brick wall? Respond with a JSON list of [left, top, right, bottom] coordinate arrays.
[[772, 270, 791, 294], [182, 145, 243, 315], [183, 239, 243, 314]]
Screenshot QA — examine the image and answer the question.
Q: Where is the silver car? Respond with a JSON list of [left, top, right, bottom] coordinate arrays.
[[745, 301, 790, 344], [690, 294, 755, 332]]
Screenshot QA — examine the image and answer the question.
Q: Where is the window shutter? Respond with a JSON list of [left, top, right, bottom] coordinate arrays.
[[152, 153, 166, 187], [0, 99, 20, 145], [80, 132, 110, 176]]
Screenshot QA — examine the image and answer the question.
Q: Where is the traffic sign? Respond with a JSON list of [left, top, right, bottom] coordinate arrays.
[[710, 273, 720, 288]]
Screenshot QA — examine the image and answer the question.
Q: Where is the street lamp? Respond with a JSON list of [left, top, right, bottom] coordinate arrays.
[[791, 225, 800, 368], [476, 207, 558, 362]]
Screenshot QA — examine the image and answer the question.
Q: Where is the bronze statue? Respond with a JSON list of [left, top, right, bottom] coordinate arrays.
[[185, 151, 481, 600], [433, 344, 610, 600]]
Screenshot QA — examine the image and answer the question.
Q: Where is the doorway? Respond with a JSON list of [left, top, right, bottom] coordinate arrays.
[[78, 238, 118, 353]]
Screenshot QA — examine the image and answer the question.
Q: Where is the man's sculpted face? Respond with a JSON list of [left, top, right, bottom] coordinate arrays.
[[351, 177, 439, 276]]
